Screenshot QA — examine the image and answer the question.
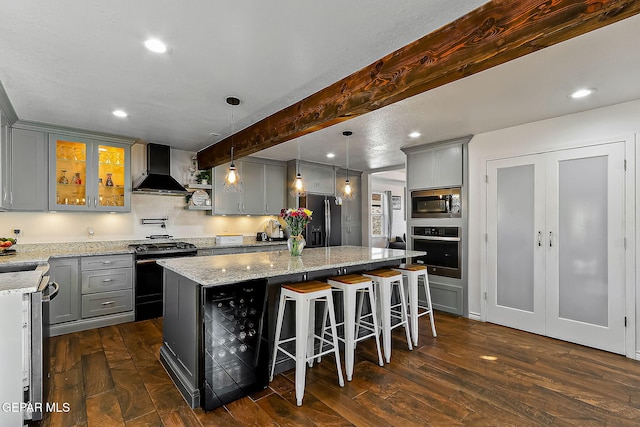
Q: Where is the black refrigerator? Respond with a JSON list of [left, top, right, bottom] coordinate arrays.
[[301, 195, 342, 247]]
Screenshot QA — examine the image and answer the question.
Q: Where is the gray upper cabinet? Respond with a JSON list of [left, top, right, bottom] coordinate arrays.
[[213, 162, 239, 215], [264, 163, 286, 215], [8, 128, 47, 211], [302, 162, 335, 195], [240, 160, 265, 214], [336, 169, 362, 246], [48, 133, 131, 212], [404, 141, 465, 190], [212, 158, 286, 215]]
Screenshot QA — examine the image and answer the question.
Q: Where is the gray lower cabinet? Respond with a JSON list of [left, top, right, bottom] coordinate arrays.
[[82, 289, 132, 318], [49, 253, 134, 335], [342, 225, 362, 246], [80, 254, 133, 319], [49, 257, 81, 325], [161, 269, 201, 407]]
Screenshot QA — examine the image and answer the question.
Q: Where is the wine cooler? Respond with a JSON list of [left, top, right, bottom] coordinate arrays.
[[202, 283, 269, 410]]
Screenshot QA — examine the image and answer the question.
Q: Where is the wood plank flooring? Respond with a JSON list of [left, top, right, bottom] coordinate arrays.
[[42, 313, 640, 426]]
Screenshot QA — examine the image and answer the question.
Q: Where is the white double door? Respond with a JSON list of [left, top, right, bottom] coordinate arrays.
[[486, 142, 626, 354]]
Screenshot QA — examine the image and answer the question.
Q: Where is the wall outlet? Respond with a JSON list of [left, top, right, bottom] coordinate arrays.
[[13, 229, 21, 236]]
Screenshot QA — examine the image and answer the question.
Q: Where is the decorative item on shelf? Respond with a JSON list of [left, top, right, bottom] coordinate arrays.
[[105, 173, 114, 186], [72, 172, 82, 185], [341, 130, 354, 201], [58, 169, 68, 184], [98, 178, 103, 186], [290, 139, 306, 197], [196, 170, 211, 185], [188, 156, 197, 184], [190, 190, 210, 207], [223, 96, 243, 192], [280, 207, 312, 256]]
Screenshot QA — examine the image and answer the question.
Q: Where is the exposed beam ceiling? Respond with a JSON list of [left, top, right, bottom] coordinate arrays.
[[198, 0, 640, 169]]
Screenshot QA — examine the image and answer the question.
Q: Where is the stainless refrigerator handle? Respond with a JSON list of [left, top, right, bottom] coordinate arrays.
[[325, 199, 331, 247]]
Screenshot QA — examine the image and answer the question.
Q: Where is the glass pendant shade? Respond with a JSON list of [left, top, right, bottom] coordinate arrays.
[[290, 142, 306, 197], [290, 170, 306, 197], [223, 98, 243, 192], [341, 130, 355, 200]]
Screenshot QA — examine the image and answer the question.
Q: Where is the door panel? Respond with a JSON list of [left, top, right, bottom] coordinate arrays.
[[487, 142, 626, 355], [545, 143, 626, 354], [487, 155, 545, 334]]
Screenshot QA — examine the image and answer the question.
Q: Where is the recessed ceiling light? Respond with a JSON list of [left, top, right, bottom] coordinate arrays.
[[112, 109, 128, 118], [570, 88, 594, 99], [326, 153, 335, 158], [409, 131, 421, 138], [144, 38, 168, 54]]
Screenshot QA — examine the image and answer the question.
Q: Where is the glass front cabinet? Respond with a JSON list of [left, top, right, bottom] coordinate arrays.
[[49, 134, 131, 212]]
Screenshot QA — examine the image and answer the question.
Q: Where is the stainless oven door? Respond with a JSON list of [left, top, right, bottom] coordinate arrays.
[[412, 236, 461, 278]]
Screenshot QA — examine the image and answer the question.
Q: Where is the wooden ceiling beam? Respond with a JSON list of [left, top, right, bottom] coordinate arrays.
[[198, 0, 640, 169]]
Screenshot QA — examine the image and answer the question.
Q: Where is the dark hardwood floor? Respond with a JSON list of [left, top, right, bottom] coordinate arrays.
[[42, 313, 640, 426]]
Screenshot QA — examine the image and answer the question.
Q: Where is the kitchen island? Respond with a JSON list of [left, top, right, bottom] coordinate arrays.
[[157, 246, 424, 410]]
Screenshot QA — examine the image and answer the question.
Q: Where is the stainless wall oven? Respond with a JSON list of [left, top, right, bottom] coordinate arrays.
[[411, 187, 461, 218], [411, 226, 461, 278]]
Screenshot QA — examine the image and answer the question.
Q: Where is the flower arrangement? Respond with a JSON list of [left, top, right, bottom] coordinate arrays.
[[280, 208, 313, 238]]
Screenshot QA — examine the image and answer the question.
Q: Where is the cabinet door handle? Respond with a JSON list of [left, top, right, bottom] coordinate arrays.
[[537, 231, 542, 247], [102, 278, 113, 282], [94, 197, 97, 208], [101, 301, 115, 306], [549, 231, 553, 248], [102, 261, 113, 265]]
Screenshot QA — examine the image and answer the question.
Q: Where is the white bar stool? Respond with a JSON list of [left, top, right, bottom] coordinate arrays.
[[363, 269, 413, 363], [324, 274, 384, 381], [270, 280, 344, 406], [393, 264, 437, 346]]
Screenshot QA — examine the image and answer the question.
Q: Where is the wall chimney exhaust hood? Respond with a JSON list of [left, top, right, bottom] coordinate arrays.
[[133, 143, 189, 195]]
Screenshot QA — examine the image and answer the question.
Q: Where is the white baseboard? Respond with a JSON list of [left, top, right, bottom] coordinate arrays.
[[635, 351, 640, 361], [468, 311, 482, 321]]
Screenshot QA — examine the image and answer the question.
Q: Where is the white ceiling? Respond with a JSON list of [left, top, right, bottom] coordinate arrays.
[[1, 2, 639, 173]]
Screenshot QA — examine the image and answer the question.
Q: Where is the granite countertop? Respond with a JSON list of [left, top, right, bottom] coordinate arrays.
[[158, 246, 426, 287], [0, 236, 286, 294], [0, 264, 49, 296]]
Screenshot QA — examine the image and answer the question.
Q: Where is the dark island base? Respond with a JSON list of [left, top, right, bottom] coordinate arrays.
[[161, 258, 401, 410]]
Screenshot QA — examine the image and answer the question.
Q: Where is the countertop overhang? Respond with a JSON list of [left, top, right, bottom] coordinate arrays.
[[158, 246, 425, 287]]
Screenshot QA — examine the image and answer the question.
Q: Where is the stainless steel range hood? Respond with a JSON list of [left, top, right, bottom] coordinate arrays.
[[133, 143, 189, 195]]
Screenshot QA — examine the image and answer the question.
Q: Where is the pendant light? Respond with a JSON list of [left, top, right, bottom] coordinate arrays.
[[290, 139, 306, 197], [341, 131, 354, 200], [223, 96, 243, 192]]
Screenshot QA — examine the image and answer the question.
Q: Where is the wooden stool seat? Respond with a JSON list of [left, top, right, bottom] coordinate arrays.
[[365, 269, 403, 278], [327, 274, 371, 285], [395, 264, 428, 272], [283, 281, 331, 293]]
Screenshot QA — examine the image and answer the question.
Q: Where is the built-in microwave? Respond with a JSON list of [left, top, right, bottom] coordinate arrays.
[[410, 187, 461, 218]]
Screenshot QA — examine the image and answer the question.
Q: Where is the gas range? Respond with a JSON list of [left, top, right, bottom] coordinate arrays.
[[130, 241, 198, 256]]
